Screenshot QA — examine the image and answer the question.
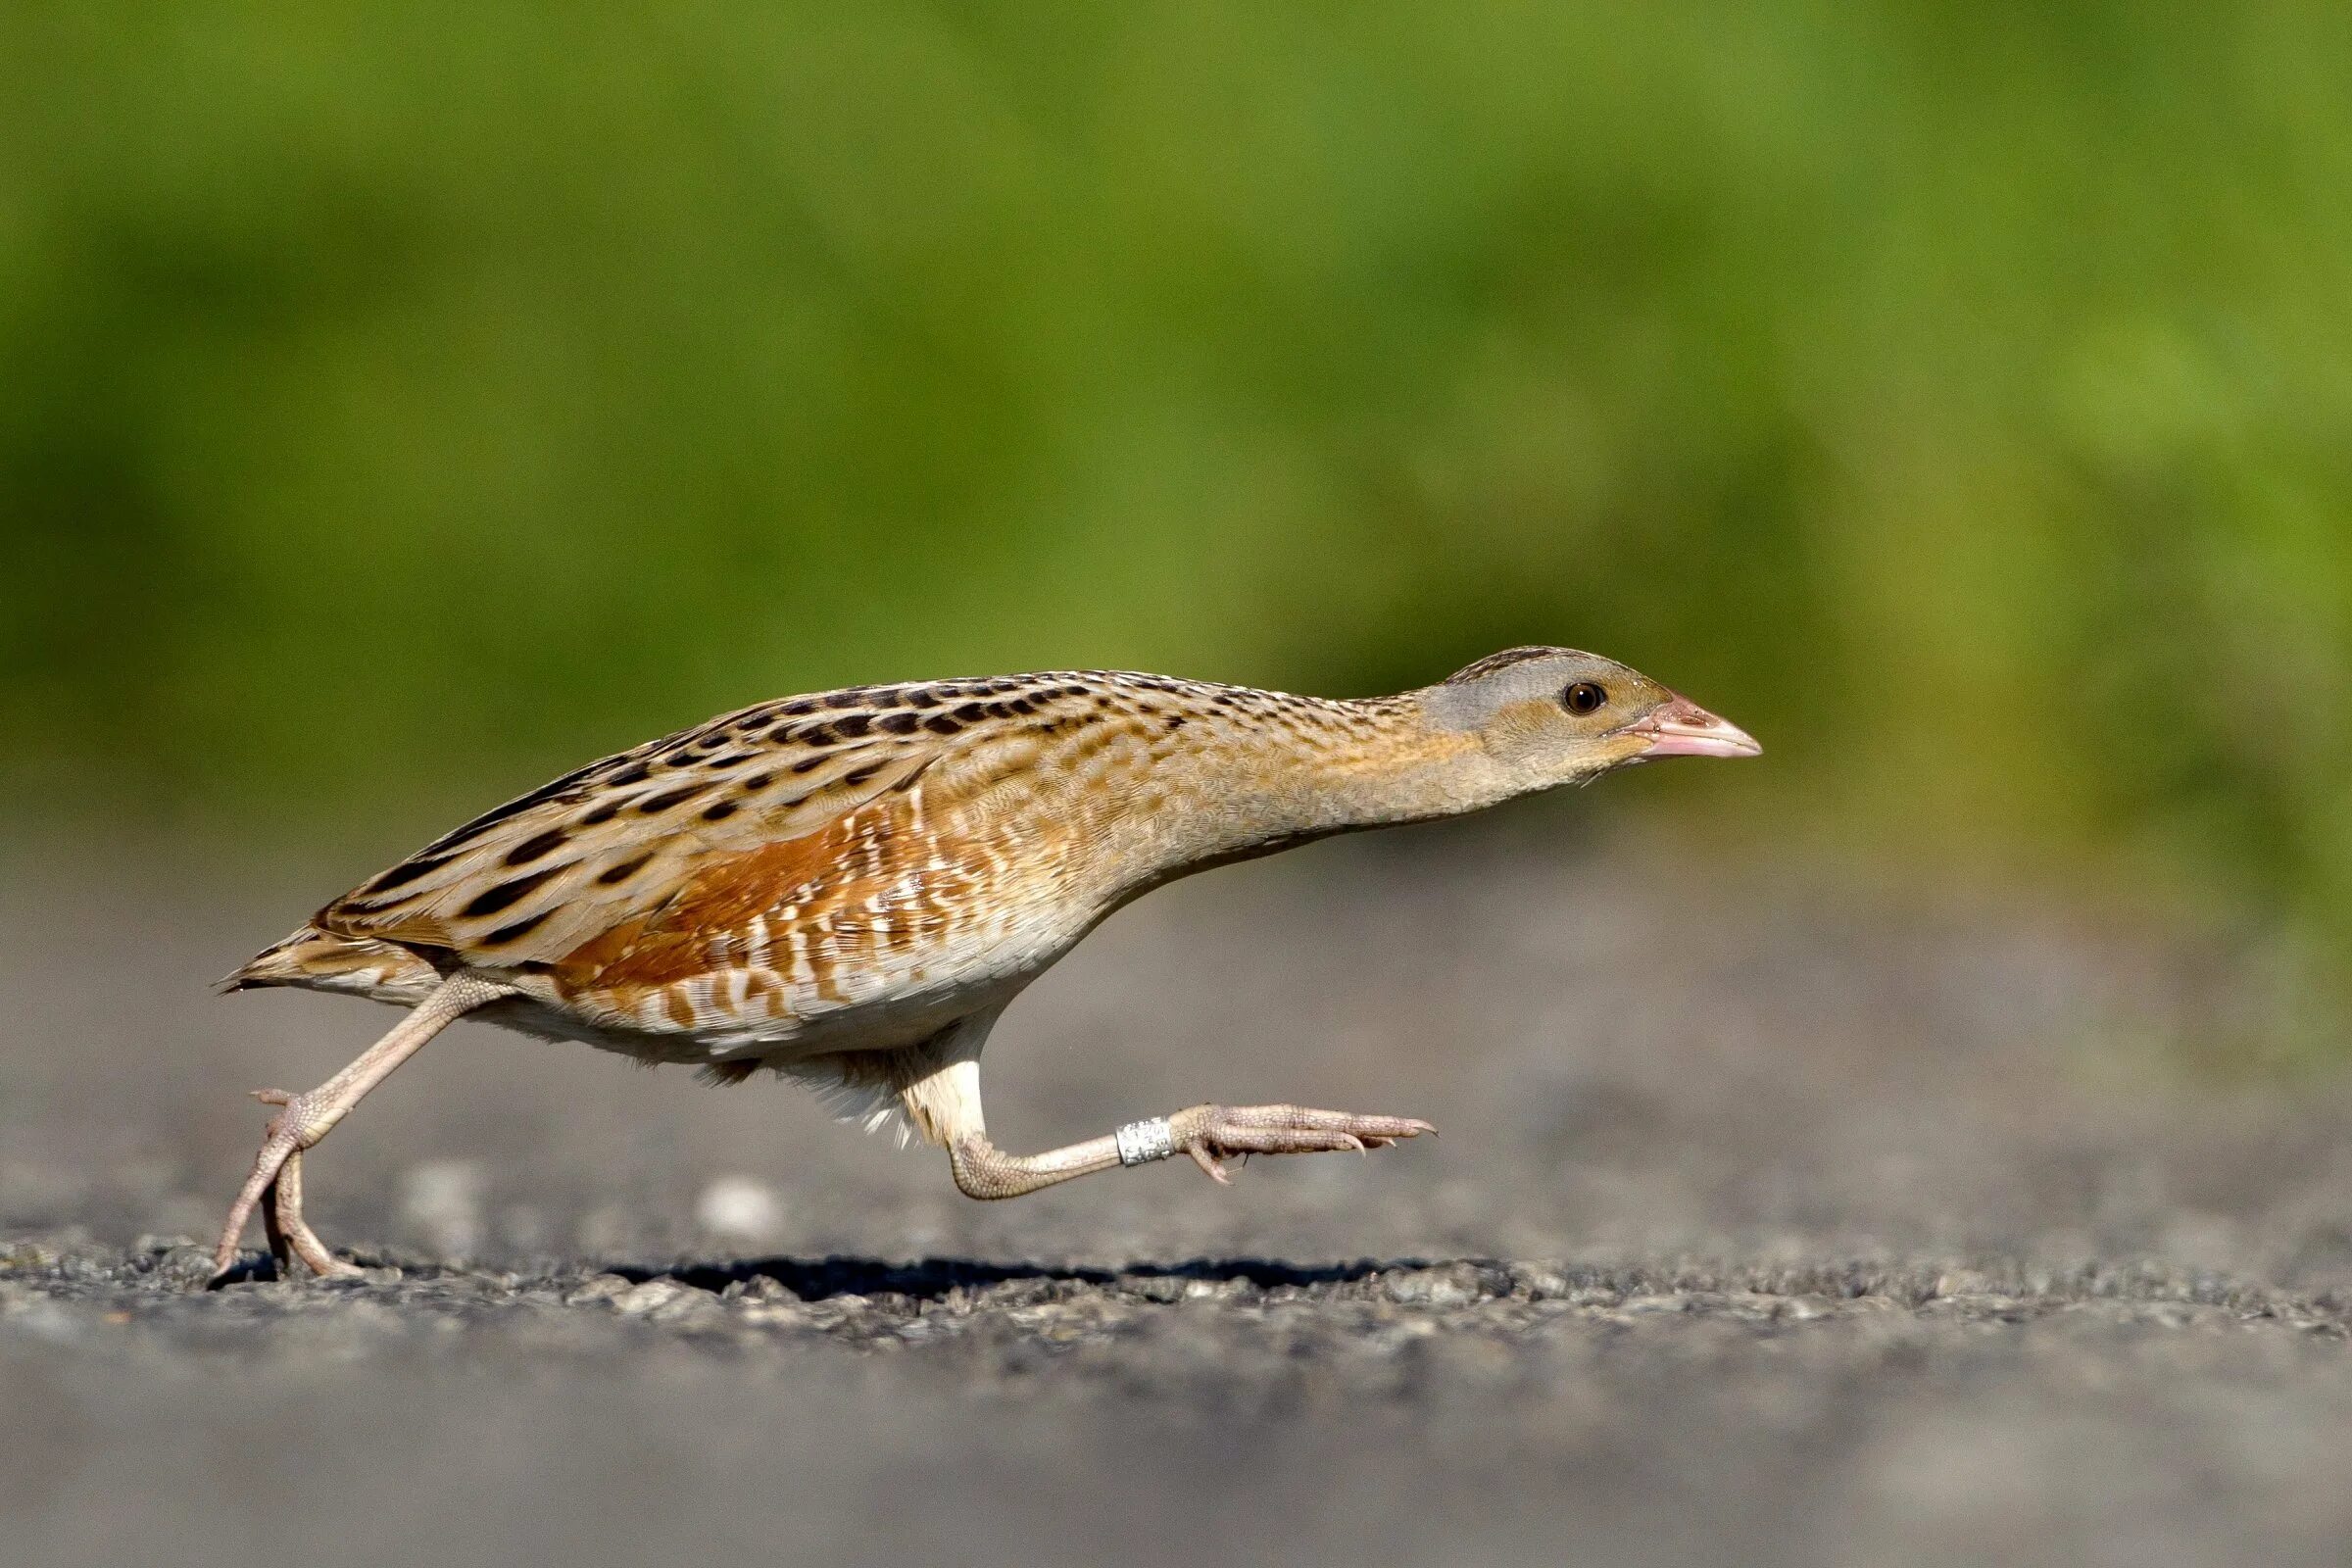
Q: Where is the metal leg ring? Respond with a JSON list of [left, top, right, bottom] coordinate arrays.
[[1114, 1116, 1177, 1166]]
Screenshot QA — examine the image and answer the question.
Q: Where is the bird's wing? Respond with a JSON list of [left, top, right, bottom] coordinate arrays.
[[315, 694, 982, 971]]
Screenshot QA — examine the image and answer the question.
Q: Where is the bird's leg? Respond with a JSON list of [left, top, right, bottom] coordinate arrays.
[[208, 973, 514, 1285], [880, 1013, 1433, 1200]]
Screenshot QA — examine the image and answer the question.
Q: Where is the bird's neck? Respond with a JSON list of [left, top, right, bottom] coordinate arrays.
[[1281, 695, 1513, 833], [1157, 692, 1513, 869]]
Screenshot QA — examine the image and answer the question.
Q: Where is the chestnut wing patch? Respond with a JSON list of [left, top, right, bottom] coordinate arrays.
[[317, 706, 947, 970]]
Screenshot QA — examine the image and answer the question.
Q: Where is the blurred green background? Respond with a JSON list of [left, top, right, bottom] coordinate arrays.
[[3, 2, 2347, 1001]]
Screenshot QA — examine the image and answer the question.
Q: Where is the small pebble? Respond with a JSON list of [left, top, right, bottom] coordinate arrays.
[[398, 1160, 488, 1258], [694, 1175, 786, 1246]]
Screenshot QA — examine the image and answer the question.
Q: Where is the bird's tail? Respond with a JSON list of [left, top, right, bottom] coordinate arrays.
[[221, 924, 445, 1004]]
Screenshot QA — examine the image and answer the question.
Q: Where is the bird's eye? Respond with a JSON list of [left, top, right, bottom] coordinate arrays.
[[1562, 682, 1607, 715]]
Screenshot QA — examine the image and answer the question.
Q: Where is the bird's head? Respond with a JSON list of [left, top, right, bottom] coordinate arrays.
[[1420, 646, 1760, 793]]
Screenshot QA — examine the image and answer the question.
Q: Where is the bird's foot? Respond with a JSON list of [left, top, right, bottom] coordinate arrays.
[[1168, 1103, 1435, 1184], [207, 1091, 359, 1287]]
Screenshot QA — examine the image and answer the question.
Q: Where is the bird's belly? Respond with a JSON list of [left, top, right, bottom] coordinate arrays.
[[484, 981, 1012, 1069]]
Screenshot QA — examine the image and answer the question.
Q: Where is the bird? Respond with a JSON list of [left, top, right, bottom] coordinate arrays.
[[209, 646, 1758, 1282]]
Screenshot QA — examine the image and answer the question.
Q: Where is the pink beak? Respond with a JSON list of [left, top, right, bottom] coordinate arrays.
[[1621, 693, 1761, 760]]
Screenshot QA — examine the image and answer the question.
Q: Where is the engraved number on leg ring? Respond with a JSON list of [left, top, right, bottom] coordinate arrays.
[[1115, 1117, 1176, 1166]]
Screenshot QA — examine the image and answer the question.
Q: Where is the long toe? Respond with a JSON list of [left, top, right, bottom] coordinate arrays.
[[211, 1141, 297, 1282], [270, 1150, 362, 1280], [1185, 1104, 1435, 1162], [1210, 1126, 1368, 1156], [1338, 1114, 1435, 1142], [1246, 1105, 1429, 1137]]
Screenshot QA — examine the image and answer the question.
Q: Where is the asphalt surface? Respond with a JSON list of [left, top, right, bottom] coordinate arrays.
[[5, 815, 2349, 1566]]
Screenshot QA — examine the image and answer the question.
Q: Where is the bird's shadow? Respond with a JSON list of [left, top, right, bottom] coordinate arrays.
[[206, 1252, 1446, 1295], [610, 1254, 1426, 1302]]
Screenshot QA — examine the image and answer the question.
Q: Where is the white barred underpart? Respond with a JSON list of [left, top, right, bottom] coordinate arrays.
[[1115, 1116, 1176, 1166]]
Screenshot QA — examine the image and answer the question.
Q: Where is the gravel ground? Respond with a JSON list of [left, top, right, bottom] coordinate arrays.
[[5, 814, 2350, 1566]]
